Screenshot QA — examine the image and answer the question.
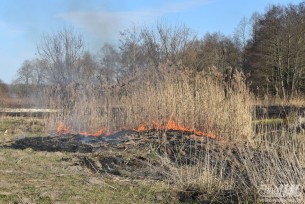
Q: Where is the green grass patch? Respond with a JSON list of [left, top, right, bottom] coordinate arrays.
[[0, 116, 47, 140], [252, 118, 285, 124], [0, 147, 176, 204]]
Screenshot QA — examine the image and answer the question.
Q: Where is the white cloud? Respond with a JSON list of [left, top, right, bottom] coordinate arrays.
[[57, 10, 157, 42], [56, 0, 210, 42]]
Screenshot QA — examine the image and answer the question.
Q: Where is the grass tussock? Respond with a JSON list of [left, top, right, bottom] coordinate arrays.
[[47, 63, 253, 141], [152, 131, 305, 203]]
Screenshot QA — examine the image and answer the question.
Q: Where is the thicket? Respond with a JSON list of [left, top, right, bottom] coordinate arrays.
[[245, 2, 305, 99]]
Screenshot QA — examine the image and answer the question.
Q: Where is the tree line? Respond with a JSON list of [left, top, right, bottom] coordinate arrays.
[[12, 1, 305, 100]]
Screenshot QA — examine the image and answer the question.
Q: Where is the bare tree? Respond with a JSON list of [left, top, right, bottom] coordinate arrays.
[[141, 23, 195, 68], [37, 28, 85, 87], [13, 59, 46, 97], [184, 33, 239, 73], [233, 17, 251, 68], [245, 2, 305, 98], [15, 60, 32, 85], [119, 26, 147, 75], [98, 43, 122, 84], [0, 79, 8, 97], [79, 51, 99, 83]]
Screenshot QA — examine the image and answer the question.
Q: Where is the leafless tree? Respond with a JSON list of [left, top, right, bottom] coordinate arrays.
[[141, 23, 195, 68], [119, 26, 147, 75], [98, 43, 121, 84], [79, 51, 99, 84], [233, 17, 251, 68], [245, 2, 305, 98], [37, 28, 86, 87], [13, 59, 45, 97], [15, 60, 32, 85], [182, 33, 239, 73], [0, 79, 8, 97]]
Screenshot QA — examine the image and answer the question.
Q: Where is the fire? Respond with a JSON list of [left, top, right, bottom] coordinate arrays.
[[135, 119, 217, 139], [56, 121, 69, 134], [79, 129, 103, 137], [56, 122, 104, 137], [135, 124, 145, 131], [56, 119, 218, 139]]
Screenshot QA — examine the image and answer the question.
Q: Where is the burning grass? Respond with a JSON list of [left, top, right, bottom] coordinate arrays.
[[1, 114, 305, 203], [1, 64, 305, 203], [56, 119, 218, 139], [4, 117, 304, 203], [48, 64, 252, 142]]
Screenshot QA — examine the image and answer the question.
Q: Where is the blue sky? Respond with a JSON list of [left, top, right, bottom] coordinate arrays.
[[0, 0, 303, 84]]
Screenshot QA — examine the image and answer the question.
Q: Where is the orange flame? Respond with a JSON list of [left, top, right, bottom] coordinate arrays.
[[56, 119, 218, 139], [135, 124, 145, 131], [79, 129, 103, 137], [56, 122, 104, 137], [56, 121, 70, 135], [135, 119, 217, 139]]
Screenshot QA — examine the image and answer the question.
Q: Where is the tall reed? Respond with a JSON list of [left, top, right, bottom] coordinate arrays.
[[46, 63, 253, 140]]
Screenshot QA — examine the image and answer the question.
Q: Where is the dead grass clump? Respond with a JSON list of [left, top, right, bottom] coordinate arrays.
[[0, 96, 36, 108], [154, 132, 305, 203], [240, 146, 304, 203], [158, 152, 239, 203], [256, 94, 305, 107], [121, 64, 253, 140], [47, 63, 253, 141]]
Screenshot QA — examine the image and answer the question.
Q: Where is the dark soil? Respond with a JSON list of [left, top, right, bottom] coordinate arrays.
[[4, 130, 257, 183]]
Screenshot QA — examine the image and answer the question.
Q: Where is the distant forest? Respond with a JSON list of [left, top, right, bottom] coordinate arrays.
[[2, 1, 305, 100]]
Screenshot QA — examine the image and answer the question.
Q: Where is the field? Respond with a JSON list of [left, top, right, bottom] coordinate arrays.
[[0, 110, 304, 203], [1, 68, 305, 204], [0, 117, 180, 204], [4, 1, 305, 203]]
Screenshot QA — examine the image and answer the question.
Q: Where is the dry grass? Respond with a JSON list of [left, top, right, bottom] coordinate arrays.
[[157, 150, 238, 203], [0, 96, 41, 108], [2, 63, 305, 203], [0, 119, 177, 204], [151, 129, 305, 203], [47, 63, 253, 141], [42, 63, 305, 202], [255, 94, 305, 107], [0, 148, 176, 204], [0, 116, 47, 140]]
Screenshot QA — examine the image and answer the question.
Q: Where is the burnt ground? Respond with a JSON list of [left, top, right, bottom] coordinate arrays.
[[2, 129, 304, 203], [1, 108, 304, 203], [1, 130, 246, 203]]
